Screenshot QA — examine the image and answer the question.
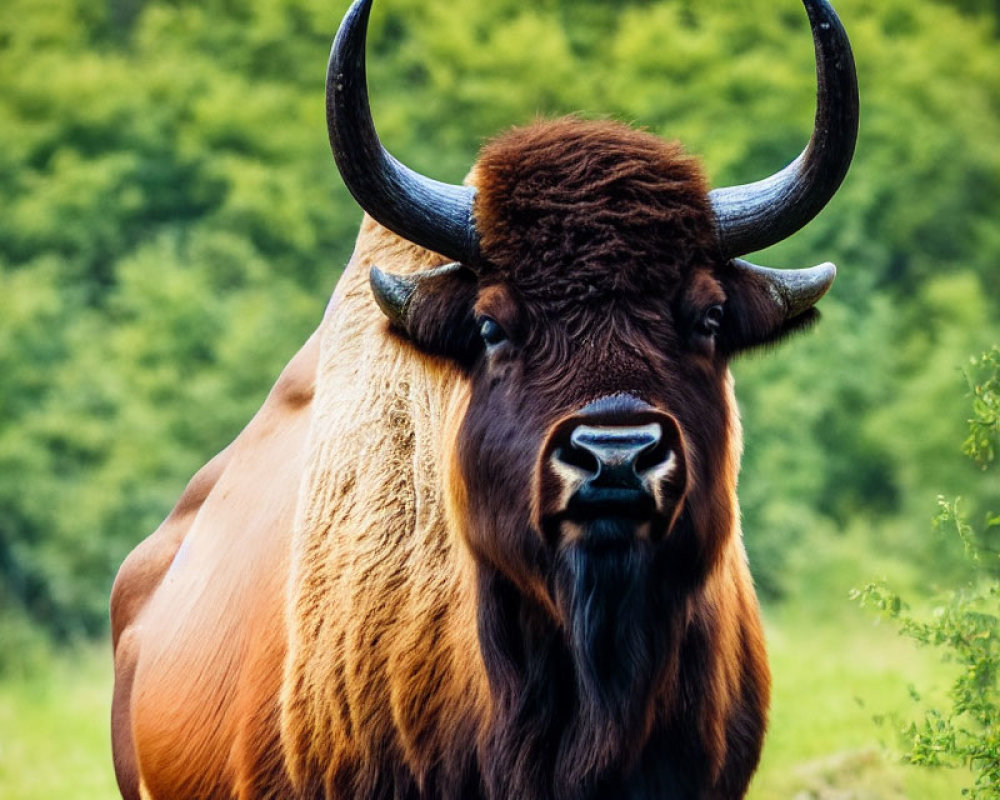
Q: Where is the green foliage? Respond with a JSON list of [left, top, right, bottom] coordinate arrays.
[[855, 349, 1000, 799], [0, 0, 342, 646], [966, 347, 1000, 469], [0, 0, 998, 657]]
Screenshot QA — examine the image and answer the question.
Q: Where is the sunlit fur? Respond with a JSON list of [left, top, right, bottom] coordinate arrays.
[[279, 222, 489, 798], [112, 118, 773, 800]]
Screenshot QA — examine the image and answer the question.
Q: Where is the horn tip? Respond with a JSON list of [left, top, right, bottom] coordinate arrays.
[[791, 261, 837, 316], [813, 261, 837, 293]]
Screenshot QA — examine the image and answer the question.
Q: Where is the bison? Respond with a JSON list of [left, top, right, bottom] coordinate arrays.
[[110, 0, 859, 797]]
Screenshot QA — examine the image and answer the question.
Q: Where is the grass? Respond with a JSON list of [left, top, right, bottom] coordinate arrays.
[[0, 643, 118, 800], [0, 566, 974, 799], [749, 526, 973, 799], [749, 609, 969, 799]]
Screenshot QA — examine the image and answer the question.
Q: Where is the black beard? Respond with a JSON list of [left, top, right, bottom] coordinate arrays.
[[552, 519, 663, 788]]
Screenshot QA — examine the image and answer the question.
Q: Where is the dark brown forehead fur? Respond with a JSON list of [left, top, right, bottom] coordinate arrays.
[[472, 117, 721, 315]]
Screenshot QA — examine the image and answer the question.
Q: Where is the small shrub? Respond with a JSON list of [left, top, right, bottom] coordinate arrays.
[[855, 347, 1000, 799]]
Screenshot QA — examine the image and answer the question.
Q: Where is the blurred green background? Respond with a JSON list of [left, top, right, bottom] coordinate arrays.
[[0, 0, 998, 797]]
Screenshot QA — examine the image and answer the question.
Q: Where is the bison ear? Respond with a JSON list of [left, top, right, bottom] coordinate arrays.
[[718, 259, 836, 353], [370, 263, 482, 363]]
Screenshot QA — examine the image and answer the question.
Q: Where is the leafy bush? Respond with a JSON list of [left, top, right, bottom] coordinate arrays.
[[966, 347, 1000, 469], [855, 347, 1000, 799]]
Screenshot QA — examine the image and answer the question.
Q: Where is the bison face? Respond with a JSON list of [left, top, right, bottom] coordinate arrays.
[[369, 118, 838, 603], [363, 124, 841, 747], [361, 121, 838, 643]]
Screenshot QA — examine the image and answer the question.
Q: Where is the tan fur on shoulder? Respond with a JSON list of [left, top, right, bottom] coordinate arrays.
[[280, 218, 489, 793]]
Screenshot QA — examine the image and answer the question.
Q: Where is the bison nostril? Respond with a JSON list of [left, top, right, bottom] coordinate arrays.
[[564, 423, 667, 489], [553, 442, 601, 476]]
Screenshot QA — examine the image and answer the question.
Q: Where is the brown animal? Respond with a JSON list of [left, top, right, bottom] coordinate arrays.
[[110, 0, 858, 797]]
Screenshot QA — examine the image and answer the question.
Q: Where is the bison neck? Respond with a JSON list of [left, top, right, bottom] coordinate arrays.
[[477, 518, 724, 799]]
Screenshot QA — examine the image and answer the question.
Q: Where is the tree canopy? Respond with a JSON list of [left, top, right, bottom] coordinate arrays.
[[0, 0, 998, 647]]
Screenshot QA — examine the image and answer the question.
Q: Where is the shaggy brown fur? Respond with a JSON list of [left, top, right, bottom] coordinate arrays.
[[452, 120, 766, 798], [112, 118, 777, 800], [475, 118, 718, 299]]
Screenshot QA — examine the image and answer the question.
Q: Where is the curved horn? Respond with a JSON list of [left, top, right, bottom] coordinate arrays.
[[327, 0, 481, 266], [731, 259, 836, 319], [710, 0, 859, 257]]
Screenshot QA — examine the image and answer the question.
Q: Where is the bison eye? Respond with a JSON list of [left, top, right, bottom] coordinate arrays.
[[697, 305, 724, 337], [478, 316, 507, 348]]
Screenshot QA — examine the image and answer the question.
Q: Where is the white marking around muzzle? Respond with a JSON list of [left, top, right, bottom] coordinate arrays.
[[548, 423, 678, 513]]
